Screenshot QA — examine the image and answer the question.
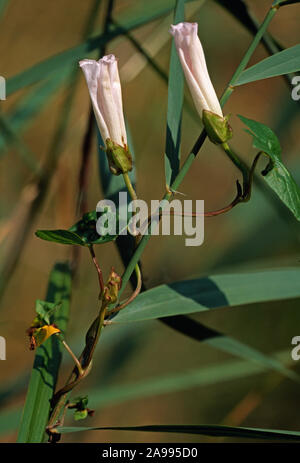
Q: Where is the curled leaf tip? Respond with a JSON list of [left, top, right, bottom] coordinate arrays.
[[27, 324, 60, 350]]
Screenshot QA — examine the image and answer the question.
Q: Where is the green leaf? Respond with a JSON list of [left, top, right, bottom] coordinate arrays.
[[263, 162, 300, 221], [36, 207, 124, 247], [72, 396, 89, 410], [35, 229, 86, 246], [57, 424, 300, 441], [239, 115, 300, 220], [70, 395, 90, 421], [238, 114, 281, 158], [164, 0, 185, 186], [113, 268, 300, 323], [35, 300, 61, 325], [111, 268, 300, 382], [215, 0, 291, 75], [204, 335, 299, 382], [69, 209, 119, 245], [236, 43, 300, 86], [17, 262, 72, 443]]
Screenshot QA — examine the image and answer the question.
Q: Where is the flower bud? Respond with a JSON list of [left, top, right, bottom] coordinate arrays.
[[103, 268, 122, 305], [79, 55, 132, 175], [169, 22, 223, 119], [106, 139, 132, 175], [202, 110, 233, 144]]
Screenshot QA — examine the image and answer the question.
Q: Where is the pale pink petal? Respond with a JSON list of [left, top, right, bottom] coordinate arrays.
[[80, 55, 127, 147], [101, 54, 127, 145], [177, 47, 209, 115], [97, 58, 122, 145], [79, 59, 110, 142], [170, 22, 222, 118]]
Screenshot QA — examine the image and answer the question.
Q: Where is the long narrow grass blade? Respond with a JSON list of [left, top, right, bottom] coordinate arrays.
[[164, 0, 185, 186], [113, 268, 300, 323], [17, 262, 72, 443], [111, 268, 300, 382], [57, 424, 300, 441], [236, 43, 300, 85]]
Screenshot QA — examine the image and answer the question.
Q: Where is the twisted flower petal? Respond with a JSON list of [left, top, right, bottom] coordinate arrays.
[[170, 22, 222, 118], [79, 54, 127, 147]]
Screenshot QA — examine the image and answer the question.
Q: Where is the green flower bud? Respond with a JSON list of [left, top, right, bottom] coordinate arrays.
[[202, 110, 233, 145]]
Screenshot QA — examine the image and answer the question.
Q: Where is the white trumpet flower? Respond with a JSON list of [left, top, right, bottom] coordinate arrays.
[[169, 22, 223, 118], [79, 54, 127, 148]]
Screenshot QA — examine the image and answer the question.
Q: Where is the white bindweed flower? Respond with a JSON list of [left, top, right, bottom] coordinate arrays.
[[79, 54, 127, 148], [169, 22, 223, 119], [80, 54, 132, 174]]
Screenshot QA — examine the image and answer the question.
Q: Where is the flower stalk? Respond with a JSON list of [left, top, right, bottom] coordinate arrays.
[[56, 334, 84, 377], [221, 142, 249, 191]]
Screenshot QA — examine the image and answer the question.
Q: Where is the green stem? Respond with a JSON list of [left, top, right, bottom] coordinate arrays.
[[244, 151, 264, 201], [57, 335, 84, 376], [123, 172, 137, 201], [220, 4, 279, 107], [221, 142, 249, 189], [121, 172, 142, 305], [107, 263, 141, 315], [117, 4, 280, 300], [47, 306, 106, 432]]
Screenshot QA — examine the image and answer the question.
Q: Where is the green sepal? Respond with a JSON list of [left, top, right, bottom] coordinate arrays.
[[69, 396, 92, 421], [74, 409, 88, 421], [202, 110, 233, 144], [105, 138, 133, 175]]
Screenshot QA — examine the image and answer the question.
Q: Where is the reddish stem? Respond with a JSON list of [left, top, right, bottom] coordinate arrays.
[[88, 245, 105, 296]]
